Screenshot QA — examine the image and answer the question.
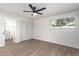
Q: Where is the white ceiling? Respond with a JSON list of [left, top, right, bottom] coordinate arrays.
[[0, 3, 79, 19]]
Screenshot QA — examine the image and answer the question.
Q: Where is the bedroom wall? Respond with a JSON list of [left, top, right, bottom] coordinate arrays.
[[33, 10, 79, 49], [0, 10, 32, 43]]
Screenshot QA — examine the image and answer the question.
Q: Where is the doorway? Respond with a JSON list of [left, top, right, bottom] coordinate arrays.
[[5, 18, 16, 46]]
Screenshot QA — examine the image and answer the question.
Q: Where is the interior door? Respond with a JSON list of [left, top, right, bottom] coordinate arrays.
[[20, 21, 32, 41], [0, 17, 5, 47]]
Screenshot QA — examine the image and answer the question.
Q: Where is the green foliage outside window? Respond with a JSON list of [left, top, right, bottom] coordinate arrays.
[[51, 17, 75, 28]]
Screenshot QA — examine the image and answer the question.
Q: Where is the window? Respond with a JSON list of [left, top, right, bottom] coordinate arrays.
[[51, 17, 75, 28]]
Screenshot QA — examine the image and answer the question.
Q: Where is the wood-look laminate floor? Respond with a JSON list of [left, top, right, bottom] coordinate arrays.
[[0, 39, 79, 56]]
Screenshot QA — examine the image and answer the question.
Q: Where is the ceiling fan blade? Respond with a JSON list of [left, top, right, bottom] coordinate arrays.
[[29, 4, 34, 11], [37, 12, 43, 15], [23, 10, 33, 12], [37, 8, 46, 11]]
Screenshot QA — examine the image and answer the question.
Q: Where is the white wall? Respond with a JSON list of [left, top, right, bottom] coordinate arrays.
[[0, 10, 32, 43], [33, 10, 79, 49]]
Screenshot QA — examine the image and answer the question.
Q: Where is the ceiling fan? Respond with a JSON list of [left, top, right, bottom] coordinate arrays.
[[23, 4, 46, 16]]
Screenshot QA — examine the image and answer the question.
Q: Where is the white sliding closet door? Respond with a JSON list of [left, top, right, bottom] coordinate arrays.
[[20, 21, 32, 41]]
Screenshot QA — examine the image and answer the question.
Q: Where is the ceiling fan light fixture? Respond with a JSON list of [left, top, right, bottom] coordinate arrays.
[[23, 4, 46, 16], [32, 13, 37, 16]]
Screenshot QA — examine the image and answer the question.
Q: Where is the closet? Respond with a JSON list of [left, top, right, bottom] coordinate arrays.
[[20, 21, 32, 41]]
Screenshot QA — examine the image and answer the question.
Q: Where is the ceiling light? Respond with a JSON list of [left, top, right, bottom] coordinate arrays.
[[32, 13, 37, 16]]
